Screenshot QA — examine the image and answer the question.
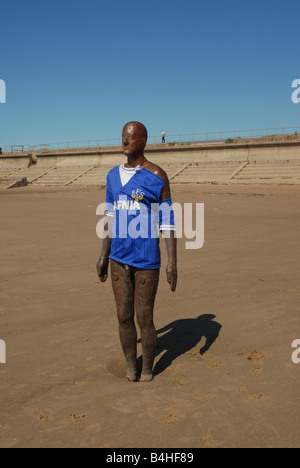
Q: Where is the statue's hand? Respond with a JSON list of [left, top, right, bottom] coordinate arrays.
[[97, 256, 109, 283], [166, 261, 177, 292]]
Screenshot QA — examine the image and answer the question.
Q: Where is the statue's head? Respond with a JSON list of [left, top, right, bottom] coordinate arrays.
[[122, 121, 148, 158]]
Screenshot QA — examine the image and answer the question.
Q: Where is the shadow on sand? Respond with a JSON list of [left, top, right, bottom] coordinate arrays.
[[152, 314, 222, 377]]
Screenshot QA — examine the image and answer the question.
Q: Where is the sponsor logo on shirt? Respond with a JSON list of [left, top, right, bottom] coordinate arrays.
[[131, 189, 145, 201], [114, 200, 141, 211]]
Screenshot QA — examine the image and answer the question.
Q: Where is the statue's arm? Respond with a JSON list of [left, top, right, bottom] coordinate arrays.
[[96, 216, 113, 283], [160, 176, 177, 292]]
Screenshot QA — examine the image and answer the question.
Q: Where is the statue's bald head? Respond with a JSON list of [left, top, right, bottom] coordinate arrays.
[[122, 121, 148, 157]]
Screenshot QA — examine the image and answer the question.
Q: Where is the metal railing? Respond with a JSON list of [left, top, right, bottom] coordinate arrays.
[[150, 126, 300, 145], [1, 138, 123, 153], [2, 126, 300, 154]]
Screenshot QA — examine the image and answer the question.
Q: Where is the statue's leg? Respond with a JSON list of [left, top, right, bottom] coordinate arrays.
[[111, 260, 137, 381], [135, 268, 160, 381]]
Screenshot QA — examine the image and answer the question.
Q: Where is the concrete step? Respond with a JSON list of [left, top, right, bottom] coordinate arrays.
[[237, 174, 300, 178], [174, 177, 229, 182], [72, 181, 106, 185], [241, 165, 300, 170], [181, 171, 234, 175], [33, 182, 67, 186], [175, 171, 234, 180], [8, 162, 299, 187], [238, 170, 300, 174], [234, 163, 300, 181], [31, 167, 93, 185], [237, 169, 300, 176], [73, 177, 107, 181], [235, 174, 300, 180], [232, 178, 300, 185], [72, 179, 107, 184], [186, 167, 237, 171]]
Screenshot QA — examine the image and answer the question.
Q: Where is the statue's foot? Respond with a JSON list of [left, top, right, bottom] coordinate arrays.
[[127, 370, 137, 382], [140, 373, 153, 382]]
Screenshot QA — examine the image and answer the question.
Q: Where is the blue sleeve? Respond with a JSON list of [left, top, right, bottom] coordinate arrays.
[[106, 173, 115, 217], [159, 198, 176, 231]]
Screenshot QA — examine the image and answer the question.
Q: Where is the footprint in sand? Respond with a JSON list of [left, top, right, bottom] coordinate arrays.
[[36, 408, 53, 423], [187, 349, 200, 360], [207, 361, 222, 369], [199, 432, 218, 448], [246, 350, 265, 362], [65, 413, 87, 430], [238, 349, 265, 363], [238, 387, 264, 402], [195, 394, 216, 402], [159, 413, 184, 427], [171, 378, 185, 388], [245, 394, 264, 402], [25, 408, 53, 423]]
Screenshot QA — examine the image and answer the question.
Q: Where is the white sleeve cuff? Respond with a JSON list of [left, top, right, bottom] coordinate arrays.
[[160, 225, 176, 231], [105, 210, 115, 218]]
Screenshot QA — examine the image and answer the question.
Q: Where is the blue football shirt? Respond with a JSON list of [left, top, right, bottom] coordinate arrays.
[[106, 166, 175, 269]]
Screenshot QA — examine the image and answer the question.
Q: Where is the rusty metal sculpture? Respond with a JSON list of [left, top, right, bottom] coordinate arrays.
[[97, 122, 177, 382]]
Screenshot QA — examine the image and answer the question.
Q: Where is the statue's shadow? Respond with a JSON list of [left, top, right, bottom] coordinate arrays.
[[152, 314, 222, 377]]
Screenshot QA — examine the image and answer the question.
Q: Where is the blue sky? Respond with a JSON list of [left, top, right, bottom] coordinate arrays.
[[0, 0, 299, 147]]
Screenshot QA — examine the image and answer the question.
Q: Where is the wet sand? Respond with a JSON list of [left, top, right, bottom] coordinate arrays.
[[0, 183, 300, 448]]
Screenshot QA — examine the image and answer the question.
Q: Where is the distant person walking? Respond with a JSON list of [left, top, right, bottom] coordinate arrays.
[[161, 130, 166, 144]]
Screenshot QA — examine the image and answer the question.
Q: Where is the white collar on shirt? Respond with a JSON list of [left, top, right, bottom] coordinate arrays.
[[119, 164, 141, 187]]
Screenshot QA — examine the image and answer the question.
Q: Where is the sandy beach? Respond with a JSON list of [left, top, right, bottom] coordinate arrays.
[[0, 183, 299, 448]]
